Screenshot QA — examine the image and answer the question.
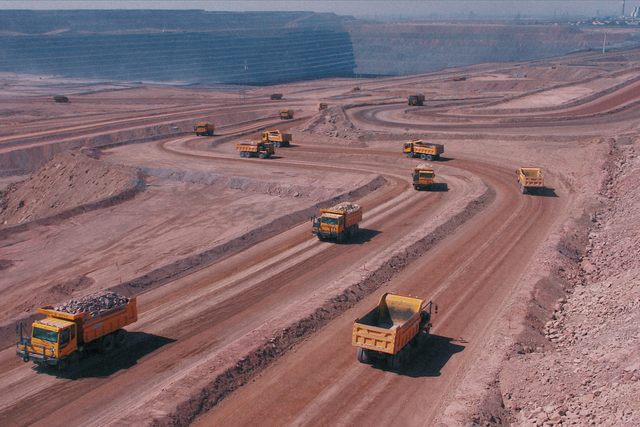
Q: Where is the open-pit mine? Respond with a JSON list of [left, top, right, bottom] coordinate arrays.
[[1, 11, 640, 427]]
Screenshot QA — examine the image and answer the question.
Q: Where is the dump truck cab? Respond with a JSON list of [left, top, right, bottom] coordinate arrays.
[[17, 317, 77, 366], [317, 102, 328, 110], [413, 164, 435, 190]]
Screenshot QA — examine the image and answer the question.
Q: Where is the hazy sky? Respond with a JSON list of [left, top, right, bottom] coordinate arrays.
[[1, 1, 639, 19]]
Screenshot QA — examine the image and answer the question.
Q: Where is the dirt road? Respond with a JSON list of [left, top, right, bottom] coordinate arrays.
[[1, 48, 638, 426]]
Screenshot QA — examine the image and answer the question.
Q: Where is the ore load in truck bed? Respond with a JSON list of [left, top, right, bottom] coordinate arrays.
[[328, 202, 360, 213], [54, 290, 129, 316]]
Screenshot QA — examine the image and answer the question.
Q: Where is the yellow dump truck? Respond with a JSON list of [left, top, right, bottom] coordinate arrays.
[[262, 130, 292, 147], [317, 102, 328, 110], [311, 202, 362, 242], [236, 140, 274, 159], [517, 167, 544, 194], [403, 140, 444, 161], [352, 293, 436, 369], [16, 291, 137, 369], [280, 109, 294, 119], [194, 122, 215, 136], [270, 93, 283, 100], [413, 163, 435, 190], [407, 94, 425, 106]]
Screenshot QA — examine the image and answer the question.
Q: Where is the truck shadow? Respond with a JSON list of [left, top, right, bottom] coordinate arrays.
[[368, 334, 464, 377], [528, 187, 558, 198], [34, 332, 176, 379], [348, 228, 382, 245], [429, 183, 449, 192]]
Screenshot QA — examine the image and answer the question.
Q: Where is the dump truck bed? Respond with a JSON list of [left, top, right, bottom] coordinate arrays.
[[352, 293, 425, 355], [518, 167, 544, 187]]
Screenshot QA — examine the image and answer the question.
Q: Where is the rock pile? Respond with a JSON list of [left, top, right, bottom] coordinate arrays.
[[54, 290, 129, 317]]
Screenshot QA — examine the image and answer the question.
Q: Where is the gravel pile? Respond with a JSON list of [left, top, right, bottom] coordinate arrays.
[[328, 202, 360, 213], [416, 163, 434, 169], [54, 290, 129, 317]]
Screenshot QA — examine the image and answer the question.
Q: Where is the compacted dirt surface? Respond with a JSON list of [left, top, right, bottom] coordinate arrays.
[[1, 47, 639, 427]]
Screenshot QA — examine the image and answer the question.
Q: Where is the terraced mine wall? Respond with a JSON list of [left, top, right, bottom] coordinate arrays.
[[0, 10, 355, 84], [0, 10, 639, 83], [346, 22, 639, 76]]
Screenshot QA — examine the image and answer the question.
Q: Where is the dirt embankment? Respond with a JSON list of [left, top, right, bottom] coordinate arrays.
[[472, 137, 640, 426], [0, 150, 145, 230]]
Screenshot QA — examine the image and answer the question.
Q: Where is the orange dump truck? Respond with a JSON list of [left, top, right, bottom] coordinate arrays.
[[262, 130, 292, 147], [16, 291, 137, 369], [236, 140, 274, 158], [403, 140, 444, 161], [194, 122, 215, 136], [412, 163, 435, 190], [352, 293, 436, 369], [407, 94, 425, 106], [280, 109, 294, 119], [517, 167, 544, 194], [311, 202, 362, 242]]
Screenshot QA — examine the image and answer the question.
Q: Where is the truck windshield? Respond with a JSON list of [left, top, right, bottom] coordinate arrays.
[[420, 172, 433, 178], [32, 327, 58, 343], [322, 217, 339, 225]]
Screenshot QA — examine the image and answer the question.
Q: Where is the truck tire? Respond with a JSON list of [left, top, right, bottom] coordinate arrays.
[[101, 334, 116, 354], [426, 154, 433, 161], [390, 348, 405, 370], [115, 329, 127, 347], [259, 152, 266, 159], [357, 347, 371, 364], [275, 141, 281, 148], [420, 153, 427, 160], [520, 183, 527, 194], [414, 184, 419, 190], [407, 152, 414, 158]]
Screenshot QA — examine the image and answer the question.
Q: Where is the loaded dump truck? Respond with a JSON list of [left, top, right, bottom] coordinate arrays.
[[352, 292, 436, 369], [280, 109, 294, 119], [403, 140, 444, 161], [194, 122, 215, 136], [407, 94, 425, 106], [413, 163, 435, 190], [236, 140, 274, 159], [262, 130, 292, 147], [517, 167, 544, 194], [16, 291, 137, 369], [312, 202, 362, 242]]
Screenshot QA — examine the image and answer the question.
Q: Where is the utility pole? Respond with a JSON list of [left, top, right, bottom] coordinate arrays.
[[603, 33, 607, 54]]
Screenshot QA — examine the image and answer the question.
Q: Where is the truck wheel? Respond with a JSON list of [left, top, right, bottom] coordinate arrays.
[[259, 152, 266, 159], [420, 153, 427, 160], [275, 141, 281, 148], [357, 348, 371, 364], [101, 334, 116, 354], [391, 349, 404, 370], [520, 183, 527, 194], [414, 184, 419, 190], [407, 153, 414, 158], [115, 329, 127, 347], [426, 154, 433, 161]]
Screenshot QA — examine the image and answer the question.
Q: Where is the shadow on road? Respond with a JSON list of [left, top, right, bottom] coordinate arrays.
[[363, 335, 465, 377], [34, 332, 176, 379], [527, 187, 558, 197], [349, 228, 382, 245]]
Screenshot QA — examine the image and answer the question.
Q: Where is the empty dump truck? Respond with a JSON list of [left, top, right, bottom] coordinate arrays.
[[352, 292, 436, 369], [53, 95, 68, 103], [16, 291, 137, 369], [403, 140, 444, 161], [270, 93, 283, 100], [236, 140, 274, 159], [413, 163, 435, 190], [262, 130, 292, 147], [407, 94, 425, 106], [194, 122, 214, 136], [280, 109, 294, 120], [311, 202, 362, 242], [517, 167, 544, 194]]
